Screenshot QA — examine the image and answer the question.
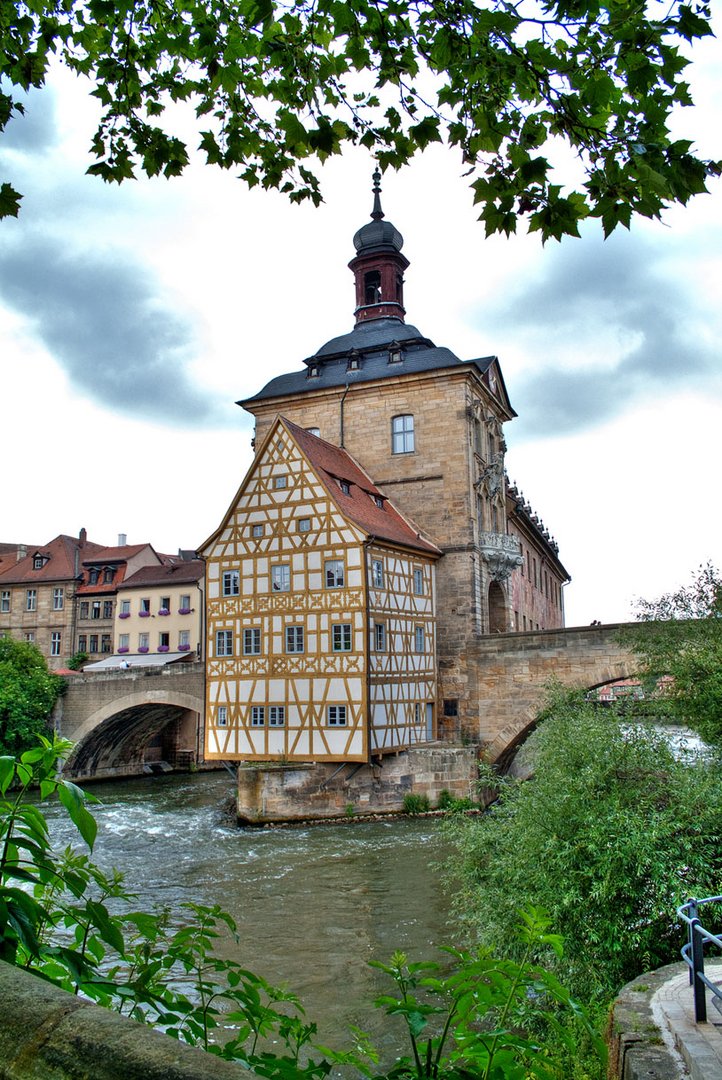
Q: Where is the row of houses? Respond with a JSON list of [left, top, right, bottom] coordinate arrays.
[[0, 534, 203, 669]]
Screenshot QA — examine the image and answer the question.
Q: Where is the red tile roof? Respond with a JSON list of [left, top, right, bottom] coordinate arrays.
[[0, 534, 107, 585], [283, 419, 441, 557]]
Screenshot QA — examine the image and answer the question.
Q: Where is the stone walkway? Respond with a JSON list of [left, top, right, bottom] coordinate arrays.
[[652, 962, 722, 1079]]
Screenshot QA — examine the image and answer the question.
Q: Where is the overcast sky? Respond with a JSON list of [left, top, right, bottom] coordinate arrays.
[[1, 28, 721, 628]]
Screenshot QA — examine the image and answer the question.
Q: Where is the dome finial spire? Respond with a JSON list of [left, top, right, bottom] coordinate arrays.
[[371, 167, 384, 221]]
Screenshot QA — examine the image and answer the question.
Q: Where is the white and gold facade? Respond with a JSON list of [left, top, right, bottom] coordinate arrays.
[[201, 417, 440, 762]]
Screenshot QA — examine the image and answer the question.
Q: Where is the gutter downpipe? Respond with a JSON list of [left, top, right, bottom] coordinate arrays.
[[339, 383, 350, 448]]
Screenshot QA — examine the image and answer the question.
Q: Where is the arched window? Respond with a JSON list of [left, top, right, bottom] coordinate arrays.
[[364, 270, 381, 305], [391, 414, 414, 454], [488, 581, 507, 633]]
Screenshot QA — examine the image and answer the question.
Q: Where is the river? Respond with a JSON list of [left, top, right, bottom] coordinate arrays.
[[44, 770, 455, 1057]]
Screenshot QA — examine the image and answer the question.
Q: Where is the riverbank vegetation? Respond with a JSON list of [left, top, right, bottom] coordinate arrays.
[[445, 688, 722, 1005], [0, 637, 62, 755]]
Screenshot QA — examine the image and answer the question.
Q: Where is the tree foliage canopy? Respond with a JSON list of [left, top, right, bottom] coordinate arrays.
[[1, 0, 720, 238], [619, 562, 722, 747], [446, 688, 722, 1002], [0, 637, 62, 755]]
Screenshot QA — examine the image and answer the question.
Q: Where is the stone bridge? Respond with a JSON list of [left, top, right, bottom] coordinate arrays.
[[468, 623, 638, 766], [53, 662, 205, 781], [54, 626, 637, 780]]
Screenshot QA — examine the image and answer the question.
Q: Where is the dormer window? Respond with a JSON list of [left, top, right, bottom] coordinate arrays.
[[372, 495, 385, 509], [306, 427, 320, 437], [339, 480, 351, 495], [32, 555, 45, 570], [308, 364, 320, 378], [388, 345, 403, 364], [103, 567, 114, 584], [89, 568, 99, 585], [347, 352, 360, 372]]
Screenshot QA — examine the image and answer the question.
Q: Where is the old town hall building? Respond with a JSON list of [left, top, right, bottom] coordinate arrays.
[[201, 175, 568, 763]]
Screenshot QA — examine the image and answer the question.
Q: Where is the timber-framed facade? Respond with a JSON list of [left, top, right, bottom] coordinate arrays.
[[201, 418, 440, 762]]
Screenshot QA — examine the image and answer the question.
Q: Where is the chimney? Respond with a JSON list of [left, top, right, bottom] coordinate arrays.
[[17, 545, 27, 562], [118, 533, 127, 546], [79, 528, 87, 545]]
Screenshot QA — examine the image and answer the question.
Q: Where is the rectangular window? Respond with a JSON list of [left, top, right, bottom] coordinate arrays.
[[101, 634, 111, 653], [273, 475, 288, 490], [79, 601, 89, 619], [179, 629, 190, 648], [298, 518, 311, 533], [415, 703, 421, 725], [327, 705, 347, 727], [139, 632, 149, 649], [180, 594, 191, 610], [325, 560, 344, 588], [141, 597, 151, 613], [53, 588, 64, 611], [78, 634, 87, 652], [159, 632, 170, 648], [285, 625, 305, 653], [89, 634, 98, 653], [251, 706, 265, 727], [103, 600, 113, 619], [103, 567, 114, 584], [222, 570, 240, 596], [269, 706, 285, 727], [216, 630, 233, 656], [120, 599, 131, 615], [332, 623, 352, 652], [1, 590, 10, 612], [217, 706, 228, 726], [160, 596, 170, 611], [374, 622, 386, 651], [91, 601, 101, 619], [391, 414, 415, 454], [372, 560, 384, 588], [414, 625, 425, 652], [243, 628, 261, 655], [413, 568, 424, 595], [50, 632, 61, 656], [271, 564, 290, 592], [252, 524, 264, 538], [26, 589, 36, 612], [443, 699, 458, 718], [24, 632, 34, 643]]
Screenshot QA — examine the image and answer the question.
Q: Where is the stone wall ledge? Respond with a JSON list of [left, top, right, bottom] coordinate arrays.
[[0, 959, 251, 1080]]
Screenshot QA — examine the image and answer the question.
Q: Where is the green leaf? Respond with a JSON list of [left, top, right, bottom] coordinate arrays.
[[57, 781, 98, 851]]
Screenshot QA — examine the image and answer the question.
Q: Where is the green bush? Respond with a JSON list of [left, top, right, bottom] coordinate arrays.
[[445, 687, 722, 1002], [403, 792, 430, 814]]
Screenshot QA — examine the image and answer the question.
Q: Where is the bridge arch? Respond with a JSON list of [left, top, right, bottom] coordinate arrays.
[[62, 689, 204, 781], [470, 625, 641, 766]]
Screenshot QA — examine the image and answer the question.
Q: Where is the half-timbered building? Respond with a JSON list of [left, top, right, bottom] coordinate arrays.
[[201, 417, 440, 762]]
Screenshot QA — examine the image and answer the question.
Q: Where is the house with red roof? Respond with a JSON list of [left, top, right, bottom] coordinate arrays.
[[200, 416, 441, 762]]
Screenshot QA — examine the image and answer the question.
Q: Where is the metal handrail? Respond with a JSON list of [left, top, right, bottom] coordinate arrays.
[[677, 895, 722, 1022]]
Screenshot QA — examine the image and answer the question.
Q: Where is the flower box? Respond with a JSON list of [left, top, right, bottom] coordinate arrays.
[[158, 609, 170, 616], [178, 608, 192, 615], [139, 611, 151, 618], [157, 645, 170, 653], [138, 646, 149, 653], [178, 643, 191, 651], [119, 612, 130, 619], [117, 647, 129, 654]]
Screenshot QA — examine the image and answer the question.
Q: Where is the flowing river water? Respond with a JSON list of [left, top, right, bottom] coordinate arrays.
[[44, 770, 456, 1057]]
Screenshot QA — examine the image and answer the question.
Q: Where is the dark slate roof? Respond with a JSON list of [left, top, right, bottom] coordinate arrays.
[[241, 317, 495, 405]]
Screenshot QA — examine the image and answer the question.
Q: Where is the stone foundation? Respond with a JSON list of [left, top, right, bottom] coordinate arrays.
[[236, 744, 479, 824]]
